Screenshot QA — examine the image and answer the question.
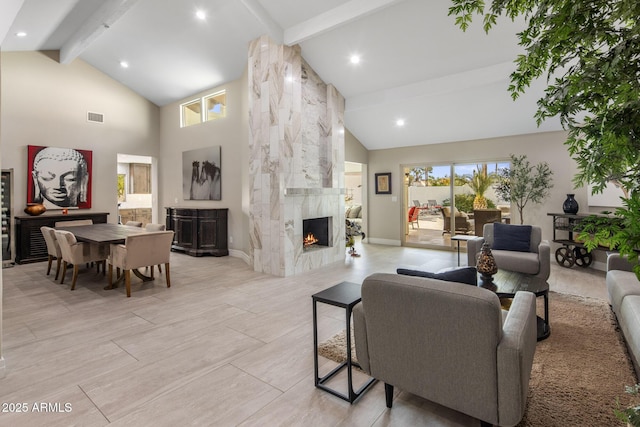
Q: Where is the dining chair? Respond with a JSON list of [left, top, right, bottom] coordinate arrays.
[[54, 230, 109, 290], [40, 226, 62, 280], [54, 218, 105, 272], [124, 221, 143, 227], [144, 223, 167, 274], [108, 230, 174, 297]]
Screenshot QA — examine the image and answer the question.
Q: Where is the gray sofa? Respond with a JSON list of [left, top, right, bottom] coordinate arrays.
[[467, 223, 550, 281], [606, 253, 640, 373], [353, 273, 537, 427]]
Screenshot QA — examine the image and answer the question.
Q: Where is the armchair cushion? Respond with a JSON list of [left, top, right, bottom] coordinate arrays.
[[492, 223, 532, 252], [467, 223, 550, 280], [491, 250, 541, 276], [397, 266, 477, 286]]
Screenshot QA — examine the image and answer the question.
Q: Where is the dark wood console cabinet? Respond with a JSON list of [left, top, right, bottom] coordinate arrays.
[[15, 212, 109, 264], [165, 207, 228, 257]]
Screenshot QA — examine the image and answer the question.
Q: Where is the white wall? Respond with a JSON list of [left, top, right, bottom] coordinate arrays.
[[0, 51, 161, 220], [367, 131, 586, 245], [159, 69, 249, 257]]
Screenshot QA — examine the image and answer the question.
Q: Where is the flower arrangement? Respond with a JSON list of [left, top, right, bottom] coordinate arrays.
[[345, 219, 364, 257]]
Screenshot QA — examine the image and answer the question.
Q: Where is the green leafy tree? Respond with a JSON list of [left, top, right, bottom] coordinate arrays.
[[407, 167, 431, 185], [449, 0, 640, 276], [494, 154, 553, 224]]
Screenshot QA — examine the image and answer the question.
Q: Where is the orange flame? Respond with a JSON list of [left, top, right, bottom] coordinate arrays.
[[303, 233, 319, 247]]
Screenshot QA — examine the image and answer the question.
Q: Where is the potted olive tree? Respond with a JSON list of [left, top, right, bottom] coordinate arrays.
[[493, 154, 553, 224]]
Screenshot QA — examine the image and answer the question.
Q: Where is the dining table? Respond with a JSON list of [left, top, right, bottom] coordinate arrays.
[[55, 223, 156, 289], [55, 222, 148, 244]]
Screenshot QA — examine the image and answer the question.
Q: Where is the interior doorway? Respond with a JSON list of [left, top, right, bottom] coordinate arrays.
[[117, 154, 156, 226], [345, 161, 367, 241]]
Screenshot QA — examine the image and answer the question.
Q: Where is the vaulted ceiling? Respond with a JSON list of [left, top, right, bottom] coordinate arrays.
[[0, 0, 563, 150]]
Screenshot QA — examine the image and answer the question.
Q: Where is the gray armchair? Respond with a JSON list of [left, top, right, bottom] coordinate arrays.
[[354, 273, 537, 427], [467, 223, 550, 280]]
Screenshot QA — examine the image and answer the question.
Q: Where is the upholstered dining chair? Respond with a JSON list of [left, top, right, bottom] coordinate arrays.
[[54, 230, 109, 290], [144, 223, 165, 232], [144, 223, 167, 274], [108, 230, 174, 297], [41, 226, 62, 280], [54, 218, 106, 272], [124, 221, 143, 227]]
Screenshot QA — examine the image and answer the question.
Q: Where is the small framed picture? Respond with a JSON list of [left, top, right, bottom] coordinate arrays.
[[375, 172, 392, 194]]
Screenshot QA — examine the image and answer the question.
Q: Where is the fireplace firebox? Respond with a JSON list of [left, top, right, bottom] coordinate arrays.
[[303, 217, 332, 250]]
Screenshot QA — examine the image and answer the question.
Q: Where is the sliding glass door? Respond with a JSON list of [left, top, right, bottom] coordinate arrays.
[[404, 164, 453, 249], [404, 159, 510, 250]]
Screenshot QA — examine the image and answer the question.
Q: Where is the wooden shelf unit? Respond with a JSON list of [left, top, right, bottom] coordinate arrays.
[[165, 207, 228, 257]]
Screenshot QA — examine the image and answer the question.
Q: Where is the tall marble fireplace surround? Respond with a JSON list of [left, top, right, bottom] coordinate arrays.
[[248, 36, 345, 277]]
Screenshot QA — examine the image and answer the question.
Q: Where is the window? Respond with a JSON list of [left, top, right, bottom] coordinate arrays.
[[180, 90, 226, 127], [117, 174, 126, 202], [204, 91, 226, 122], [181, 99, 201, 127]]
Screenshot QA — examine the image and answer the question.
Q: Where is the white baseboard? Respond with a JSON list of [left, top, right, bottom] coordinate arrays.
[[367, 238, 401, 246], [590, 260, 606, 272], [229, 249, 250, 264]]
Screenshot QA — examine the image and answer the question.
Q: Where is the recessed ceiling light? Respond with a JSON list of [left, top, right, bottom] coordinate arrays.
[[16, 31, 27, 37], [196, 10, 206, 20], [120, 61, 129, 68], [350, 55, 360, 64], [396, 119, 405, 127]]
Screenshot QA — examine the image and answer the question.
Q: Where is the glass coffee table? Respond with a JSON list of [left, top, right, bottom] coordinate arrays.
[[479, 269, 550, 341]]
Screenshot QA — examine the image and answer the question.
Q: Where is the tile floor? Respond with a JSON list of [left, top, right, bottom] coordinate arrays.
[[0, 242, 607, 426]]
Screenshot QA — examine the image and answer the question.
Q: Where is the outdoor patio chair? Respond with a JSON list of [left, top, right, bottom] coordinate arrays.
[[408, 206, 420, 229]]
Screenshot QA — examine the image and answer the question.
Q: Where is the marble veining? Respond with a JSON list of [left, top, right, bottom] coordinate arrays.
[[249, 36, 345, 277]]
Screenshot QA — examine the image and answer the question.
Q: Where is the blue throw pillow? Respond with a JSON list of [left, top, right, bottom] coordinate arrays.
[[397, 267, 477, 286], [492, 222, 532, 252]]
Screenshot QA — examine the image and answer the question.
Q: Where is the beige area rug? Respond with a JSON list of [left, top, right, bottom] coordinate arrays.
[[318, 292, 638, 426]]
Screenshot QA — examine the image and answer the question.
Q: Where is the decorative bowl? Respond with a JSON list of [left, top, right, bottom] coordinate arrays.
[[24, 203, 46, 216]]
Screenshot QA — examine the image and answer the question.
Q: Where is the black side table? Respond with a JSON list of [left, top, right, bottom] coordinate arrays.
[[312, 281, 377, 403]]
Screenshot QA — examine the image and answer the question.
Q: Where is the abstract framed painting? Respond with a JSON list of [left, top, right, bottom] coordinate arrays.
[[27, 145, 92, 209], [182, 146, 221, 200]]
